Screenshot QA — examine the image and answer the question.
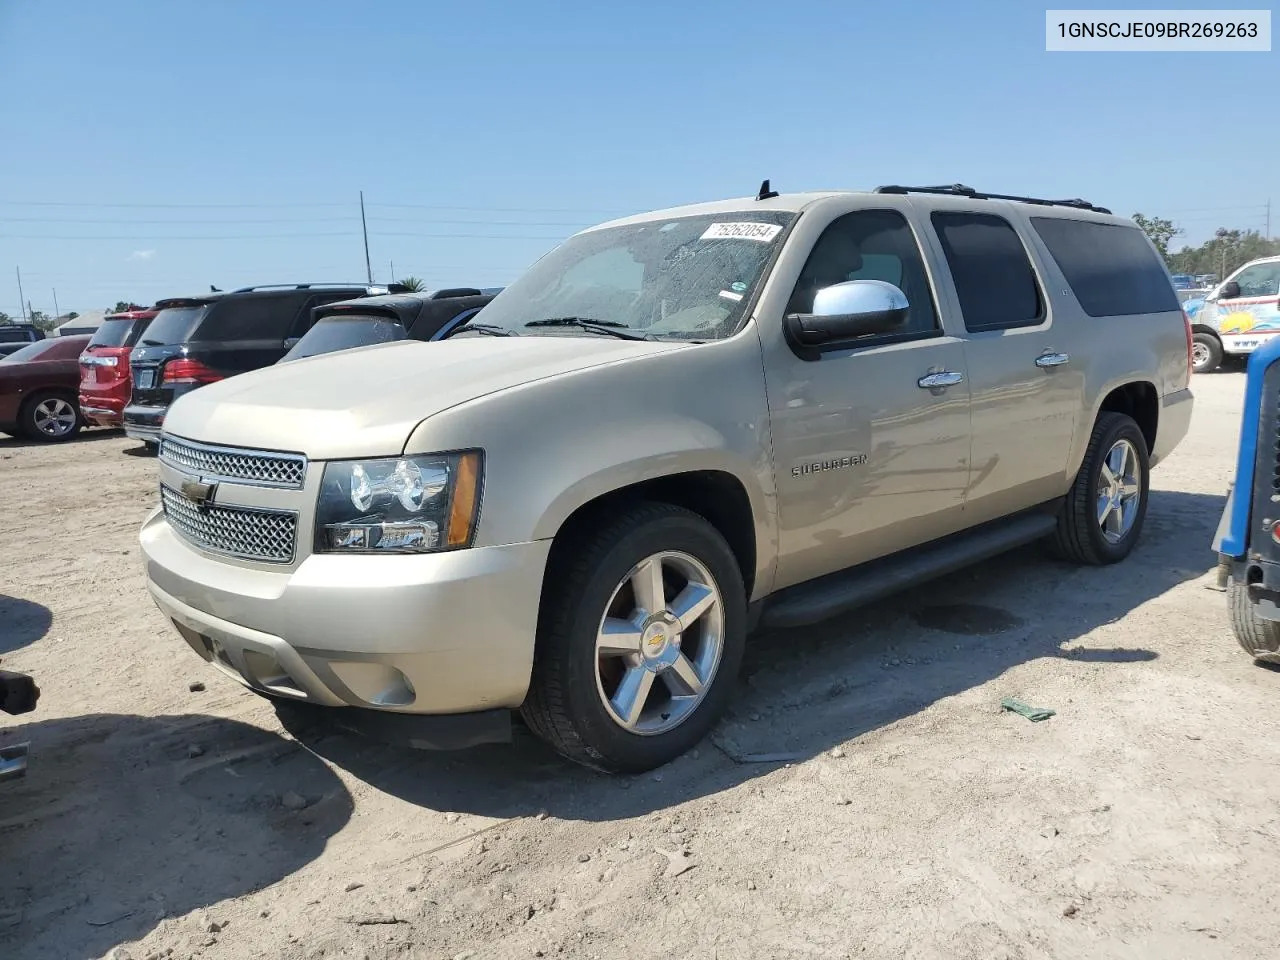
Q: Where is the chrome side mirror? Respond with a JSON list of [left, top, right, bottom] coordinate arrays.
[[785, 280, 910, 355]]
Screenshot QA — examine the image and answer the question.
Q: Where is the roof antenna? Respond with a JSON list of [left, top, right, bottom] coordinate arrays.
[[756, 179, 779, 201]]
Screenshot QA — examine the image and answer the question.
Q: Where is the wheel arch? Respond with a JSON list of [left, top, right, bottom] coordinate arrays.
[[541, 468, 763, 602]]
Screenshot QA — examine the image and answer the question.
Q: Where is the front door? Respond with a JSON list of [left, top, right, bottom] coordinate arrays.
[[762, 206, 973, 590], [924, 209, 1081, 523]]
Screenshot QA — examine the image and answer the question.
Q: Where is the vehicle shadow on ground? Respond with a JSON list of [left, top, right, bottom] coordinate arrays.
[[0, 596, 52, 654], [0, 427, 121, 450], [0, 713, 352, 960], [122, 441, 158, 458], [278, 488, 1223, 823]]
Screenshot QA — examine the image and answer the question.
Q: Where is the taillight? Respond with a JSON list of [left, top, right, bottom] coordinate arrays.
[[1183, 310, 1193, 380], [162, 358, 223, 385]]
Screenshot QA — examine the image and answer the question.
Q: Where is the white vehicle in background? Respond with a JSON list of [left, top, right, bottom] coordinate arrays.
[[1185, 255, 1280, 373]]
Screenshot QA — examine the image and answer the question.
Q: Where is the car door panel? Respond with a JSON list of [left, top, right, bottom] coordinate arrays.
[[759, 203, 973, 590], [923, 208, 1080, 522]]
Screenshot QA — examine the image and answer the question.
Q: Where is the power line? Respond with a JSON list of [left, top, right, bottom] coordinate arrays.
[[0, 199, 353, 209], [0, 231, 568, 241], [0, 215, 362, 225]]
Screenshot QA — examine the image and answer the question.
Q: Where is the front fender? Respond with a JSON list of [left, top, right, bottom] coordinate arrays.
[[404, 333, 779, 597], [1217, 337, 1280, 559]]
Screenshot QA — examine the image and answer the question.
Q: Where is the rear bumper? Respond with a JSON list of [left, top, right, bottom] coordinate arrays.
[[1152, 387, 1194, 468], [79, 392, 125, 427], [123, 403, 166, 442], [1227, 557, 1280, 623]]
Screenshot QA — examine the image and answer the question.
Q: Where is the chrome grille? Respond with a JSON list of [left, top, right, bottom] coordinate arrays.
[[160, 435, 306, 488], [161, 485, 297, 563]]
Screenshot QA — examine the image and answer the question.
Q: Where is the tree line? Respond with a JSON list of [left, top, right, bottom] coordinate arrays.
[[1133, 213, 1279, 280]]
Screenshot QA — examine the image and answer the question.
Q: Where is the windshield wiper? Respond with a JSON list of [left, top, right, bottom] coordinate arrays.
[[524, 317, 654, 340], [445, 322, 517, 338], [139, 338, 164, 346]]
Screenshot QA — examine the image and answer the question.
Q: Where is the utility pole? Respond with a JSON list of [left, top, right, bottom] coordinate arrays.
[[1267, 198, 1272, 240], [15, 266, 26, 323], [360, 190, 373, 284], [390, 260, 395, 283], [52, 288, 60, 319]]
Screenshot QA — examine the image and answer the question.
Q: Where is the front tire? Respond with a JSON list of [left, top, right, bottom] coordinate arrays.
[[521, 502, 746, 773], [1054, 412, 1149, 566], [1191, 332, 1222, 374], [1228, 578, 1280, 663], [20, 391, 82, 442]]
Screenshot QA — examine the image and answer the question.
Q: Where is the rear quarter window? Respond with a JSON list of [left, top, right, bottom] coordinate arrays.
[[195, 295, 299, 341], [0, 328, 34, 343], [1030, 218, 1181, 317]]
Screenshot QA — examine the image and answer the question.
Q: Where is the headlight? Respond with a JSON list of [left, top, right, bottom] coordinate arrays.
[[314, 451, 483, 554]]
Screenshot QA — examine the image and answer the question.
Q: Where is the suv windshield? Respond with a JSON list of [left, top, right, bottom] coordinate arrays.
[[89, 318, 148, 348], [472, 212, 795, 341], [139, 305, 211, 345], [282, 314, 408, 361]]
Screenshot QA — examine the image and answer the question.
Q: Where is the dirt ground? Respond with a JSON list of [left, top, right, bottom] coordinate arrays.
[[3, 370, 1278, 960]]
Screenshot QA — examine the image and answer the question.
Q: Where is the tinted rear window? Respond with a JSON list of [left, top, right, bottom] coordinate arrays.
[[140, 305, 210, 345], [0, 328, 34, 343], [1030, 218, 1181, 317], [283, 314, 407, 361], [89, 318, 149, 348], [931, 212, 1043, 331], [196, 295, 300, 341]]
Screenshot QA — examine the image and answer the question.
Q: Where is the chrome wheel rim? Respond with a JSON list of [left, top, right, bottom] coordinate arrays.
[[33, 398, 76, 437], [1191, 341, 1210, 368], [594, 551, 724, 736], [1097, 438, 1141, 544]]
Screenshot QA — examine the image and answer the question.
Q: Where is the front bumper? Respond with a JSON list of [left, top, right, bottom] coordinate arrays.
[[123, 403, 165, 442], [140, 507, 551, 716]]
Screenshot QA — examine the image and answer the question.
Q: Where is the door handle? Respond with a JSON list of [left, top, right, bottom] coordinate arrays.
[[1035, 352, 1070, 368], [917, 371, 965, 389]]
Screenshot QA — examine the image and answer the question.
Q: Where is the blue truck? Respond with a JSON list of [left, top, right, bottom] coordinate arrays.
[[1213, 335, 1280, 662]]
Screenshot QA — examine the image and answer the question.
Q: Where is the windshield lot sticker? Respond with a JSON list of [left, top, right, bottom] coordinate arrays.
[[718, 290, 744, 302], [700, 222, 782, 242]]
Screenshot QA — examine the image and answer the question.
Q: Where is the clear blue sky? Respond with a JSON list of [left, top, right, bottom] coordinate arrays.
[[0, 0, 1275, 317]]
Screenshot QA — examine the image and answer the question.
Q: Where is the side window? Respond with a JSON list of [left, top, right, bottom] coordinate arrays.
[[198, 296, 295, 341], [1231, 263, 1280, 299], [787, 209, 939, 338], [931, 212, 1044, 331], [1029, 217, 1181, 317]]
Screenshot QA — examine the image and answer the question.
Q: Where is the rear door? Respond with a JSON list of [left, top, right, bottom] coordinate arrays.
[[924, 207, 1080, 524]]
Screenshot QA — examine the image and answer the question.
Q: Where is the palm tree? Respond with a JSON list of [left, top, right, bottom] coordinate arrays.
[[396, 276, 426, 292]]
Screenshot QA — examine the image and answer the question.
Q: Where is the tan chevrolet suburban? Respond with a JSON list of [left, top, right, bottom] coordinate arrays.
[[140, 182, 1194, 772]]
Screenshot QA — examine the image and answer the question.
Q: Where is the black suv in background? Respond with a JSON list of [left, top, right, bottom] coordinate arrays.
[[123, 283, 399, 446], [279, 287, 501, 362], [0, 324, 46, 358]]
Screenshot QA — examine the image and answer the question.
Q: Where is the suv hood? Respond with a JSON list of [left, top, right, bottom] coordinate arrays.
[[160, 335, 689, 459]]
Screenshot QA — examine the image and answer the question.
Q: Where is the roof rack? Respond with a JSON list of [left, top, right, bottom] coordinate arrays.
[[229, 282, 392, 293], [872, 183, 1111, 215]]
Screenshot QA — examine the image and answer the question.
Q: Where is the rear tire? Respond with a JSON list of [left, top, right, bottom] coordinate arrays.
[[1053, 412, 1149, 566], [1191, 332, 1222, 374], [521, 502, 746, 773], [19, 391, 82, 443], [1228, 578, 1280, 664]]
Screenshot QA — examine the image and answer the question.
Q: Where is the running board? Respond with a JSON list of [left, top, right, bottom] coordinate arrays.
[[758, 507, 1060, 630]]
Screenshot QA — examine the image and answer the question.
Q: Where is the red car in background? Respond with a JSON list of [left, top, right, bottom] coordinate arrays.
[[0, 335, 93, 442], [78, 308, 158, 428]]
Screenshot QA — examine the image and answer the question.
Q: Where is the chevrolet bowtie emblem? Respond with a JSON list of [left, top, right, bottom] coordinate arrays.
[[180, 478, 218, 508]]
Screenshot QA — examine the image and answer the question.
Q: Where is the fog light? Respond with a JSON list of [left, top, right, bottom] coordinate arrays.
[[324, 520, 439, 552]]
